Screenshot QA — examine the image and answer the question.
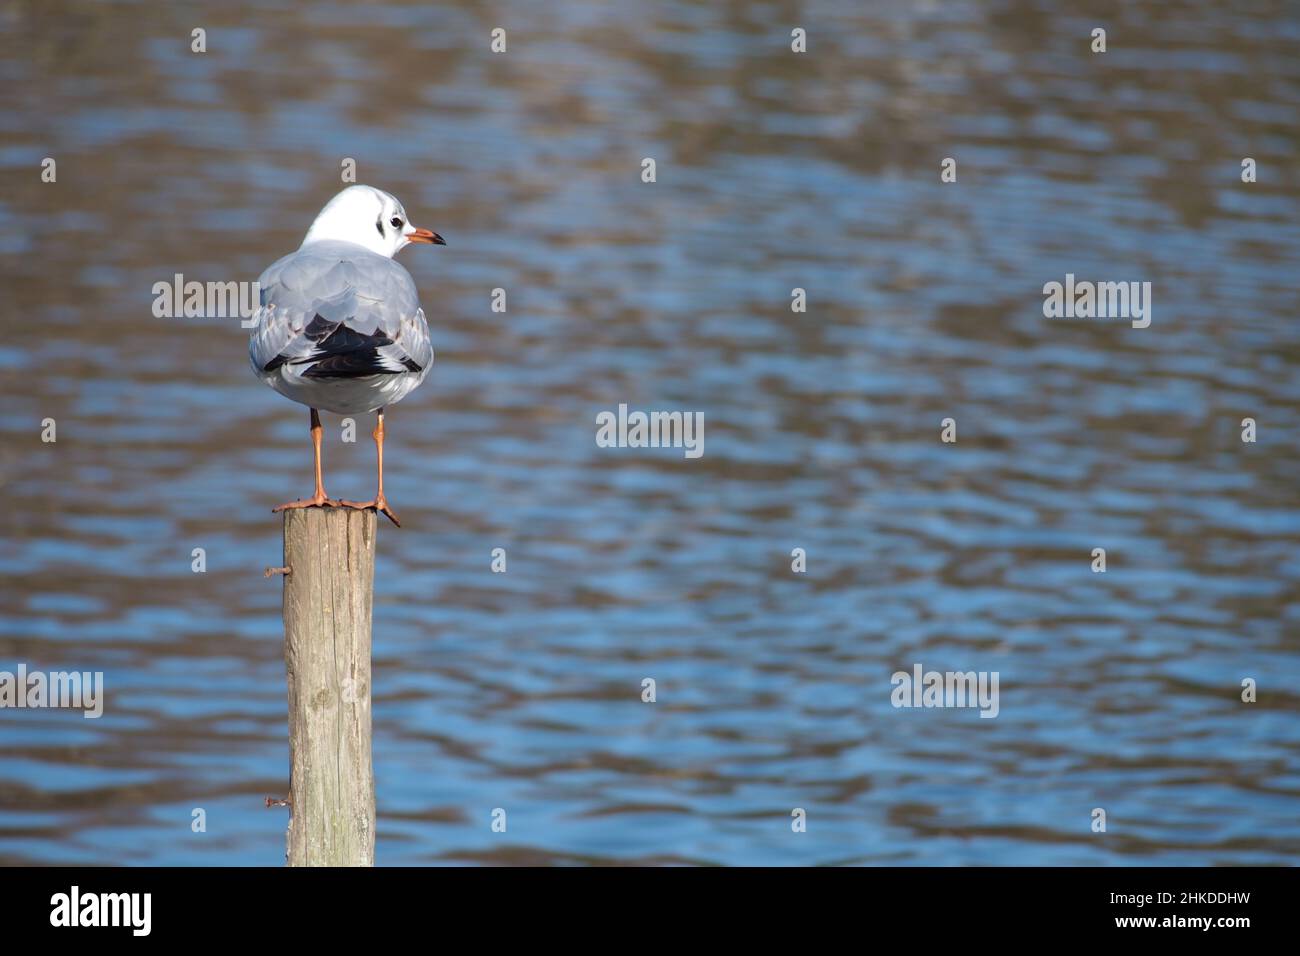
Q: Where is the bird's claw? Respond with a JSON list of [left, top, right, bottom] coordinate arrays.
[[272, 495, 343, 513], [337, 497, 402, 527]]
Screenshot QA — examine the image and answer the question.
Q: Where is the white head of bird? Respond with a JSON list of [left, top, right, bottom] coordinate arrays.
[[300, 184, 445, 258]]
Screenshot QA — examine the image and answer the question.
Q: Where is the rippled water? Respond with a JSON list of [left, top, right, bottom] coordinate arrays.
[[2, 0, 1299, 865]]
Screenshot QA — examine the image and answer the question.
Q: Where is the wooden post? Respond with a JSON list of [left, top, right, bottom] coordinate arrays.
[[280, 507, 377, 866]]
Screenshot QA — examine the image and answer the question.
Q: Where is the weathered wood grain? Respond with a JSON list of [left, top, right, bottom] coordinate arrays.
[[281, 507, 376, 866]]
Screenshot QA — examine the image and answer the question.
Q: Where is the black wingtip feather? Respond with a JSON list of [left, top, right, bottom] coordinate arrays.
[[265, 313, 422, 379]]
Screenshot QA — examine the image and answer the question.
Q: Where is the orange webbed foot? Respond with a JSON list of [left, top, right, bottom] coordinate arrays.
[[272, 494, 343, 513], [337, 496, 401, 527]]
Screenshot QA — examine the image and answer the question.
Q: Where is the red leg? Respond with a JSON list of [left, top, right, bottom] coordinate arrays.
[[340, 408, 401, 527], [273, 408, 341, 513]]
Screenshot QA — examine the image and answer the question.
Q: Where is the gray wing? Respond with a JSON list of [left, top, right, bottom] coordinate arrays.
[[248, 241, 433, 380]]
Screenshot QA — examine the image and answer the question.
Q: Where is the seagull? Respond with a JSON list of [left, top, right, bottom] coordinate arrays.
[[248, 185, 444, 527]]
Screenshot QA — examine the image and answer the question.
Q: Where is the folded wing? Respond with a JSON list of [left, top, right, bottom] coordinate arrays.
[[249, 241, 433, 382]]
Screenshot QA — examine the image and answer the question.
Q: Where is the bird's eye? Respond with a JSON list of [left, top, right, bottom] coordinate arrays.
[[390, 217, 403, 228]]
